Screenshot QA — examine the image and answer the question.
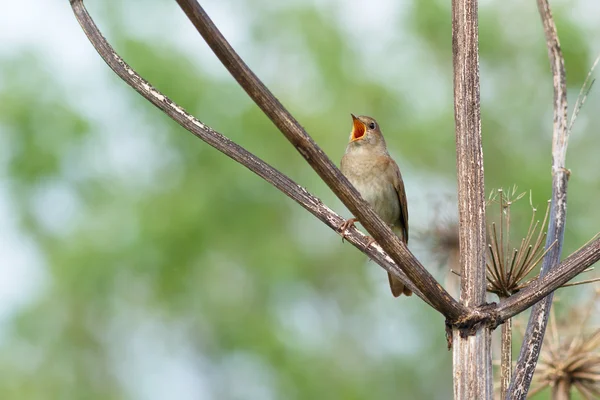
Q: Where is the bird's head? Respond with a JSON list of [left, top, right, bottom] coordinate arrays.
[[347, 114, 387, 151]]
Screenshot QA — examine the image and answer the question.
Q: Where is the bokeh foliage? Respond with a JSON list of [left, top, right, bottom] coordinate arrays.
[[0, 0, 599, 399]]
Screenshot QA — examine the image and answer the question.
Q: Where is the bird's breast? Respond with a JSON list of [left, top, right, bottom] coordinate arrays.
[[340, 153, 400, 226]]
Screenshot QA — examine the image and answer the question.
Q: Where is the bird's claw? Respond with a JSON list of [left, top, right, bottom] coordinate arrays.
[[339, 218, 357, 243], [365, 236, 377, 248]]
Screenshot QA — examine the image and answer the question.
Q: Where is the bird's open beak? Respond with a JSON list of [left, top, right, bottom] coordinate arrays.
[[350, 114, 366, 142]]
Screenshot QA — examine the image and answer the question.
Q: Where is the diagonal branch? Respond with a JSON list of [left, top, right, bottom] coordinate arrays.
[[68, 0, 438, 308], [173, 0, 466, 319], [508, 1, 570, 398], [69, 1, 600, 398], [497, 236, 600, 321]]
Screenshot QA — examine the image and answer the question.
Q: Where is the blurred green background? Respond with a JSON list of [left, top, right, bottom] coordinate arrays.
[[1, 0, 599, 399]]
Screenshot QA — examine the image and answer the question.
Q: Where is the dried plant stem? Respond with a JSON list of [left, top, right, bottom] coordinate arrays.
[[68, 0, 600, 398], [508, 0, 569, 398], [500, 316, 512, 400], [67, 0, 434, 306], [173, 0, 465, 319], [69, 0, 600, 343], [515, 202, 551, 280], [451, 0, 492, 397], [501, 192, 508, 287], [498, 236, 600, 321], [560, 277, 600, 287], [568, 54, 599, 133]]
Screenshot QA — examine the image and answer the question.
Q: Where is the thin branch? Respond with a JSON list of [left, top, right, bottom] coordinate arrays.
[[500, 316, 512, 400], [68, 1, 600, 398], [68, 0, 434, 307], [560, 277, 600, 287], [568, 54, 599, 133], [451, 0, 492, 398], [70, 0, 600, 372], [497, 236, 600, 321], [173, 0, 466, 319], [508, 1, 570, 398]]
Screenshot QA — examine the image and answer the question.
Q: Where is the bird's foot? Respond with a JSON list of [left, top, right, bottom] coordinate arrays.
[[365, 236, 377, 248], [339, 218, 358, 242]]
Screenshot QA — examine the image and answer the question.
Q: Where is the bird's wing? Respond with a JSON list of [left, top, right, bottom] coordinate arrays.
[[387, 158, 409, 244]]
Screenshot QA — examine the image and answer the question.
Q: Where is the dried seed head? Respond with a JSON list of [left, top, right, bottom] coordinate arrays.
[[417, 197, 460, 296], [486, 187, 551, 298], [427, 217, 460, 270], [418, 195, 460, 272], [530, 291, 600, 398]]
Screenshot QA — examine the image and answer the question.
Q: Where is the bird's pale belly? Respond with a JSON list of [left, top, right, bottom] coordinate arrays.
[[350, 176, 400, 226]]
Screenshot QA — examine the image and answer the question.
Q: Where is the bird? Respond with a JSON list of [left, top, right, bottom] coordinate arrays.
[[340, 114, 412, 297]]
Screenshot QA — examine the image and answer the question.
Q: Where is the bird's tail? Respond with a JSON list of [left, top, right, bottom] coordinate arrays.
[[388, 273, 413, 297]]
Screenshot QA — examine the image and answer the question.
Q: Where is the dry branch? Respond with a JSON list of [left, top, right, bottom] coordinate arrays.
[[173, 0, 466, 319], [508, 0, 570, 398], [497, 236, 600, 321], [450, 0, 492, 398], [68, 0, 600, 398], [500, 318, 512, 399], [68, 0, 440, 307]]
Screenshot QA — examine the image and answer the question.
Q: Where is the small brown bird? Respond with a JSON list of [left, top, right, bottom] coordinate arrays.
[[340, 114, 411, 297]]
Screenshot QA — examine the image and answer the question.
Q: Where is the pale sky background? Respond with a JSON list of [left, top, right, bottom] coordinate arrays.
[[1, 0, 599, 399]]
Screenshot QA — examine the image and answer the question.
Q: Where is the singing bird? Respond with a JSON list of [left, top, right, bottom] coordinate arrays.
[[340, 114, 411, 297]]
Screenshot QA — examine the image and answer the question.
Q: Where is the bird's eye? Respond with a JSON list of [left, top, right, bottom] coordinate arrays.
[[368, 122, 376, 130]]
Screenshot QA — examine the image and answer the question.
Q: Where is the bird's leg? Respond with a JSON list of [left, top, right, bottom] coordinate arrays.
[[339, 218, 382, 248], [338, 218, 358, 242]]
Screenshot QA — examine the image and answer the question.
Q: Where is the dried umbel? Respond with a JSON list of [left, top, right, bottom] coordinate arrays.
[[427, 217, 460, 271], [417, 198, 461, 296], [486, 188, 553, 298], [422, 188, 552, 298], [529, 292, 600, 399], [422, 188, 595, 299]]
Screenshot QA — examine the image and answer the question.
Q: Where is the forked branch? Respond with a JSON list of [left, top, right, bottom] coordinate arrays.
[[172, 0, 466, 319], [68, 0, 443, 309], [68, 0, 600, 363]]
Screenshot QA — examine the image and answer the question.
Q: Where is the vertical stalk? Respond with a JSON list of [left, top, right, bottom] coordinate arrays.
[[500, 317, 512, 399], [451, 0, 491, 399], [508, 0, 569, 397]]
